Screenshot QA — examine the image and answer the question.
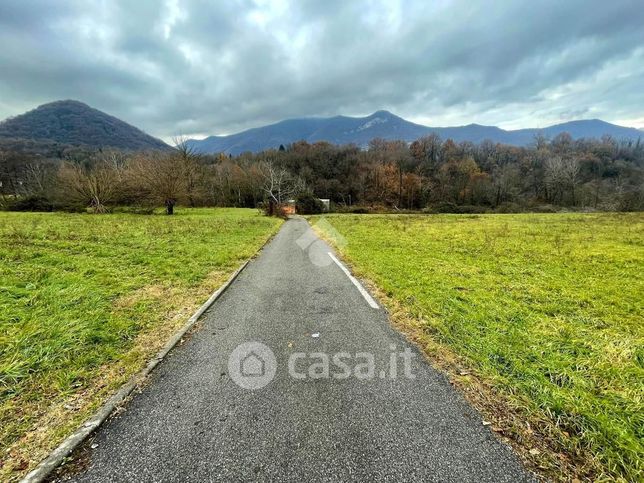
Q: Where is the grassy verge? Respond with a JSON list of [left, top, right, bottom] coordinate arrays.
[[310, 213, 643, 481], [0, 208, 282, 480]]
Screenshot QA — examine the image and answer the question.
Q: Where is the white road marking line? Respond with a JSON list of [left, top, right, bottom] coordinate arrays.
[[327, 252, 379, 309]]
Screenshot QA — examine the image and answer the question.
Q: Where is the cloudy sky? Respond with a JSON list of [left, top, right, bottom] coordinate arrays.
[[1, 0, 643, 141]]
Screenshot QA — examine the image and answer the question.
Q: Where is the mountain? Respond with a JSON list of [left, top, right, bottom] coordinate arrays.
[[187, 111, 643, 155], [188, 111, 428, 154], [0, 100, 169, 151]]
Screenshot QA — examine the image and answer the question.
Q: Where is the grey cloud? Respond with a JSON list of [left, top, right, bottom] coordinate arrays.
[[1, 0, 643, 139]]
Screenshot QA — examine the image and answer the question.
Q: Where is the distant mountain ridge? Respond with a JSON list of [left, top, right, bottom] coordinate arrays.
[[0, 100, 169, 151], [187, 111, 643, 155], [2, 102, 639, 156]]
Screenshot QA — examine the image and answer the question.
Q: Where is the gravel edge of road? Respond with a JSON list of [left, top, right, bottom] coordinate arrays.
[[21, 234, 276, 483]]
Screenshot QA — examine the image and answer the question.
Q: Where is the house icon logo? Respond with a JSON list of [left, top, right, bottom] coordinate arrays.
[[228, 342, 276, 390], [240, 351, 265, 377]]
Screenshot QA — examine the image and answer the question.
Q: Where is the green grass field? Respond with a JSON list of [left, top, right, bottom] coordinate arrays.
[[0, 208, 281, 478], [312, 213, 643, 481]]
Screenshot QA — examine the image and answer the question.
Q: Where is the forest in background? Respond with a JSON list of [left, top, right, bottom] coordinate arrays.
[[1, 131, 643, 214]]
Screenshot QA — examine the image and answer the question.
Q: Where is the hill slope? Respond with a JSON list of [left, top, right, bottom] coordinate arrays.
[[187, 111, 643, 155], [0, 100, 169, 151]]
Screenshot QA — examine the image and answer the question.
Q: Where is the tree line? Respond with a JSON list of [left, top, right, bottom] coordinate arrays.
[[1, 132, 643, 214]]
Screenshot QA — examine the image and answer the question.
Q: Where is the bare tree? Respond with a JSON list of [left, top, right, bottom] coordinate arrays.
[[97, 150, 128, 175], [492, 164, 520, 206], [544, 156, 565, 203], [562, 157, 580, 205], [173, 135, 204, 206], [545, 156, 580, 205], [259, 161, 300, 204], [394, 144, 412, 209], [22, 162, 56, 197], [58, 160, 121, 213], [128, 152, 186, 214], [410, 132, 442, 169], [258, 160, 304, 215]]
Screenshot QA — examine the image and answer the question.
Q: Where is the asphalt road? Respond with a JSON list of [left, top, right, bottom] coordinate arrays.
[[61, 218, 533, 482]]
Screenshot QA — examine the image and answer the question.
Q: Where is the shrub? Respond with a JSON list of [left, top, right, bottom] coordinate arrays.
[[334, 205, 371, 214], [295, 192, 325, 215], [494, 202, 522, 213], [6, 196, 54, 212], [348, 207, 369, 214], [617, 191, 644, 212], [258, 200, 289, 219], [426, 202, 488, 214], [530, 204, 559, 213]]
